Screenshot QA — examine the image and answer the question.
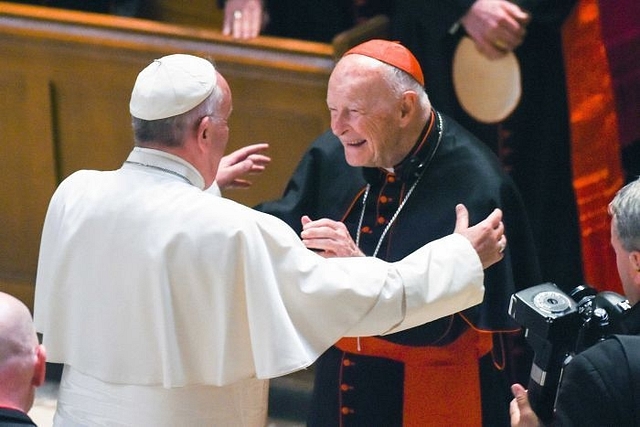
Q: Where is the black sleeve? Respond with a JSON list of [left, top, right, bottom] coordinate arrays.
[[515, 0, 578, 26], [553, 339, 633, 427]]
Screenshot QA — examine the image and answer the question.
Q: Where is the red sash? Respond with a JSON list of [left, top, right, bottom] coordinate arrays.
[[335, 327, 493, 426]]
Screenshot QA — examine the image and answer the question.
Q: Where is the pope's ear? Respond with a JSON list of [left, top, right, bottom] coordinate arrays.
[[198, 116, 210, 140]]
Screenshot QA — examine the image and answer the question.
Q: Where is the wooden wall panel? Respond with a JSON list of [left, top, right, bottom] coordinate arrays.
[[0, 67, 57, 306], [49, 64, 141, 176]]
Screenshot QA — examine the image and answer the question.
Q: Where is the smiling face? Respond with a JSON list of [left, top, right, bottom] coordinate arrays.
[[326, 55, 410, 168]]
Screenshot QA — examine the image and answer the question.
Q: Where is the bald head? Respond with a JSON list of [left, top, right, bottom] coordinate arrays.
[[0, 292, 37, 365], [0, 292, 46, 413]]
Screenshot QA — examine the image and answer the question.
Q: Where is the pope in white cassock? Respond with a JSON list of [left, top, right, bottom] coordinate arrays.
[[33, 54, 507, 426]]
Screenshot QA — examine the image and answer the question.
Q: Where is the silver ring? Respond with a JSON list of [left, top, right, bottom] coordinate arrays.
[[234, 10, 242, 20], [498, 240, 505, 254]]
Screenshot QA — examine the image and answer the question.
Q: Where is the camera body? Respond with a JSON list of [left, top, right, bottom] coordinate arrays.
[[508, 283, 631, 423]]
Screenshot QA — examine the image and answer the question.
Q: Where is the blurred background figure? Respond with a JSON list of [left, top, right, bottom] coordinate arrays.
[[219, 0, 391, 41], [392, 0, 585, 295]]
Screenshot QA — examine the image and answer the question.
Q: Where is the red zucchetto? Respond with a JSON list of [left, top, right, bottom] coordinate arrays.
[[343, 39, 425, 87]]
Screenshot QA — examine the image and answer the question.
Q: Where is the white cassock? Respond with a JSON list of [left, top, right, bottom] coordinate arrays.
[[34, 147, 485, 426]]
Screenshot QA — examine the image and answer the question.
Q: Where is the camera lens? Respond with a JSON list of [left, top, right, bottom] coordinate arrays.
[[533, 291, 572, 314]]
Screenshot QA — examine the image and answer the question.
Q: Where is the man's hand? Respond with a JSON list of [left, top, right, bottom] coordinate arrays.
[[215, 143, 270, 190], [510, 384, 542, 427], [222, 0, 266, 39], [454, 204, 506, 269], [300, 216, 365, 258], [460, 0, 530, 60]]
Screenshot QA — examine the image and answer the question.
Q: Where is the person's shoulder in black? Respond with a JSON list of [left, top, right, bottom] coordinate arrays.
[[553, 334, 639, 427], [0, 407, 37, 427]]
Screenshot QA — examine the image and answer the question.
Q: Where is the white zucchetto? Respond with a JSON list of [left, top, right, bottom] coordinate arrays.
[[129, 54, 216, 121]]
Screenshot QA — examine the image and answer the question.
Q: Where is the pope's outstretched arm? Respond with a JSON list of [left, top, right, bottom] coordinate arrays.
[[340, 204, 506, 337]]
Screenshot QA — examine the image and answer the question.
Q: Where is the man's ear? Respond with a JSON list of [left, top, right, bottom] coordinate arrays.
[[400, 91, 418, 120], [32, 345, 46, 387], [195, 116, 212, 153], [198, 116, 211, 141]]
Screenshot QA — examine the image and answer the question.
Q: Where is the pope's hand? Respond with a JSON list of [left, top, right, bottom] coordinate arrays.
[[454, 204, 506, 269]]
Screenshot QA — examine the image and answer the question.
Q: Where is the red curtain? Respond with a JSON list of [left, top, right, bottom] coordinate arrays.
[[562, 0, 624, 293]]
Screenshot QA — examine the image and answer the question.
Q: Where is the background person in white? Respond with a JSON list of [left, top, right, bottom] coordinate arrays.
[[34, 53, 507, 426]]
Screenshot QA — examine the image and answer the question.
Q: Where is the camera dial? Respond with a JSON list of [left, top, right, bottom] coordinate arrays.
[[533, 291, 573, 314]]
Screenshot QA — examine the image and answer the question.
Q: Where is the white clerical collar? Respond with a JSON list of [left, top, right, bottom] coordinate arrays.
[[123, 147, 206, 190]]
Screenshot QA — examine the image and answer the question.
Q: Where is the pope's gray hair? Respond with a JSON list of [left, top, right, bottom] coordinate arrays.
[[132, 68, 225, 148]]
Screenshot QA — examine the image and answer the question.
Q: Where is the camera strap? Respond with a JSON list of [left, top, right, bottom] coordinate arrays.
[[613, 335, 640, 425]]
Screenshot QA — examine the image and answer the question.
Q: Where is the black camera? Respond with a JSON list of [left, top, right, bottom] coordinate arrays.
[[508, 283, 631, 423]]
